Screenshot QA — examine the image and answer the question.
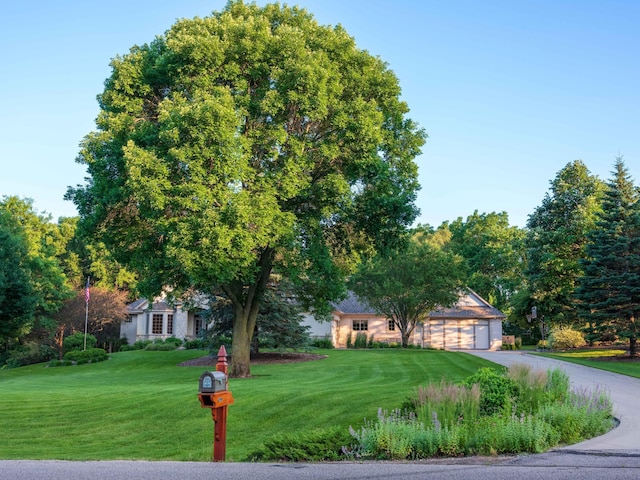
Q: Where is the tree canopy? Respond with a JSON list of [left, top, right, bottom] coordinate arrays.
[[575, 158, 640, 355], [523, 160, 604, 327], [66, 1, 425, 376], [349, 240, 464, 347], [0, 197, 75, 348], [443, 211, 525, 315], [0, 212, 36, 347]]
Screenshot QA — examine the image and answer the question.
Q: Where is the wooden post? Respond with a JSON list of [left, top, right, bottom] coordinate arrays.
[[213, 345, 229, 462]]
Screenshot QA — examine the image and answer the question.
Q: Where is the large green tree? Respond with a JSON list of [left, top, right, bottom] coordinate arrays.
[[575, 158, 640, 356], [0, 212, 36, 348], [444, 211, 525, 315], [0, 197, 74, 341], [520, 160, 604, 327], [349, 241, 465, 348], [66, 1, 424, 376]]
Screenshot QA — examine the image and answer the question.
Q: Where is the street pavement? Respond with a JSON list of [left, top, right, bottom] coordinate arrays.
[[2, 351, 639, 479]]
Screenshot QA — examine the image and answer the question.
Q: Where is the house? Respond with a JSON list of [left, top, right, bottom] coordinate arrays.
[[330, 289, 505, 350], [121, 288, 504, 350], [120, 298, 209, 343]]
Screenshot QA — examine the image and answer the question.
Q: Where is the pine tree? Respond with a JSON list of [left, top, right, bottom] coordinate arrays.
[[575, 157, 640, 356]]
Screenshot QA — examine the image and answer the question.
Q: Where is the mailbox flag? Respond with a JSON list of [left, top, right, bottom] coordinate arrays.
[[85, 278, 90, 304]]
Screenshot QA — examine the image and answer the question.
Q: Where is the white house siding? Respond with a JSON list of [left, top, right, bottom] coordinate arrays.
[[173, 307, 189, 339], [301, 313, 332, 339], [121, 298, 209, 343], [120, 317, 137, 342]]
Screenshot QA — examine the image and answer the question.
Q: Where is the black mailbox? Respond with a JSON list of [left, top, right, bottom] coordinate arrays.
[[199, 371, 227, 393]]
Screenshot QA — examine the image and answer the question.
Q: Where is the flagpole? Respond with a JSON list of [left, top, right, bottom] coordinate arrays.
[[84, 277, 90, 351]]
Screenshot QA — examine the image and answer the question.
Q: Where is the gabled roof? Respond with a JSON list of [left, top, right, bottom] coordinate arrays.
[[332, 295, 378, 315], [126, 298, 174, 314], [429, 289, 506, 319], [333, 289, 505, 320]]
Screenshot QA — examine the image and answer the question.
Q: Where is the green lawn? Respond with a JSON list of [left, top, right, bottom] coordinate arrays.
[[536, 349, 640, 378], [0, 349, 494, 461]]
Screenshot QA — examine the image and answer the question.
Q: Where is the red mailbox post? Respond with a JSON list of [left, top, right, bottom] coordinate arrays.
[[198, 345, 234, 462]]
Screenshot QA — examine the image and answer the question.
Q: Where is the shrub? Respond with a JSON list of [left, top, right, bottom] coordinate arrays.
[[3, 342, 55, 368], [549, 326, 586, 350], [207, 335, 232, 353], [63, 333, 97, 353], [164, 337, 183, 347], [131, 340, 153, 350], [462, 368, 519, 416], [345, 333, 353, 349], [309, 337, 334, 349], [506, 363, 548, 414], [47, 359, 73, 367], [63, 348, 108, 364], [353, 333, 368, 349], [539, 386, 613, 444], [246, 427, 352, 462], [466, 413, 560, 455], [185, 339, 207, 350], [145, 343, 177, 351], [414, 380, 481, 426]]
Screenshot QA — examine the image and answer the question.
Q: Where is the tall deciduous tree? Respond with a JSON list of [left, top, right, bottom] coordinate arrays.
[[349, 241, 464, 347], [0, 197, 74, 341], [0, 213, 36, 348], [445, 211, 525, 315], [522, 160, 604, 327], [575, 158, 640, 356], [66, 1, 424, 376], [52, 287, 129, 357]]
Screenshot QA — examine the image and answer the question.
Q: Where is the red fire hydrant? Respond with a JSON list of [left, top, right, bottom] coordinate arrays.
[[198, 345, 234, 461]]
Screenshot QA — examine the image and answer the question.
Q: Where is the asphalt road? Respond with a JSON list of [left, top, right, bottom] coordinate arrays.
[[2, 352, 639, 479]]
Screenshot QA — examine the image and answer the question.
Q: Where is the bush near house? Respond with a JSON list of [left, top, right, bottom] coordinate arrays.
[[549, 326, 586, 350], [63, 348, 108, 365], [63, 332, 97, 352]]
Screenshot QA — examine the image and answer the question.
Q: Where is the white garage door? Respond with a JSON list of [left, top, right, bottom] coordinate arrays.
[[429, 320, 491, 350], [429, 322, 444, 349], [475, 323, 490, 349]]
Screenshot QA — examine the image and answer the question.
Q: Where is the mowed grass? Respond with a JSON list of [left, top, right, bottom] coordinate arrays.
[[536, 349, 640, 378], [0, 349, 494, 461]]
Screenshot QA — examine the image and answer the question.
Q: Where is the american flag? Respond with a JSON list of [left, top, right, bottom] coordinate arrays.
[[85, 278, 90, 304]]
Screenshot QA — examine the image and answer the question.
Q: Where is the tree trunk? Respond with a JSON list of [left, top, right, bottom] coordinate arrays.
[[230, 309, 254, 378], [401, 330, 410, 348], [226, 247, 274, 378], [630, 335, 637, 357]]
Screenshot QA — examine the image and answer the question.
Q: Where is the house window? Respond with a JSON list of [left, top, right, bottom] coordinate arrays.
[[352, 319, 368, 331], [152, 314, 163, 334], [195, 315, 204, 336], [388, 319, 395, 331], [124, 315, 133, 324], [167, 314, 174, 335]]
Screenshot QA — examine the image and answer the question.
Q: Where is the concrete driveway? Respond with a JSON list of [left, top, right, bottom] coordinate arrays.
[[467, 350, 640, 453]]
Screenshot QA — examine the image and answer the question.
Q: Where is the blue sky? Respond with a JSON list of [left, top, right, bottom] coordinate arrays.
[[1, 0, 639, 227]]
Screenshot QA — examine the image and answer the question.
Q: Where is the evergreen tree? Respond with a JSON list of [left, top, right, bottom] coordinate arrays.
[[575, 158, 640, 356], [524, 160, 604, 327]]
